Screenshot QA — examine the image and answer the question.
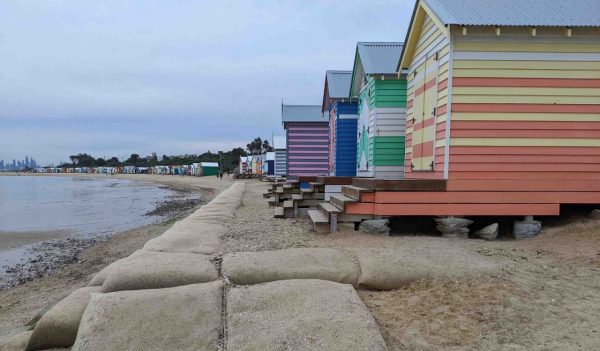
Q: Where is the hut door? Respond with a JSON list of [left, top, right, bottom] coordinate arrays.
[[413, 51, 439, 171]]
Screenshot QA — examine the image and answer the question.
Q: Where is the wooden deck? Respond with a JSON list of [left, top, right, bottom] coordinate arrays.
[[340, 178, 600, 217]]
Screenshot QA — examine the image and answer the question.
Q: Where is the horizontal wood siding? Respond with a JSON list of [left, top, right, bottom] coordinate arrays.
[[275, 149, 286, 176], [449, 26, 600, 182], [286, 122, 329, 178], [334, 101, 358, 176]]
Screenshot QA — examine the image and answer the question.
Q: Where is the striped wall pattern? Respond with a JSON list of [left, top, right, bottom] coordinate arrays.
[[329, 108, 336, 175], [357, 77, 407, 179], [274, 149, 287, 176], [405, 10, 450, 179], [285, 122, 329, 178], [446, 26, 600, 181]]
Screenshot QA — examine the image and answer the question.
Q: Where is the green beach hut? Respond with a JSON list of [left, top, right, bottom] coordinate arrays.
[[350, 42, 407, 179]]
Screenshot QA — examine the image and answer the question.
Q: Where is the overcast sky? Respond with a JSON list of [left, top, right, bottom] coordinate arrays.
[[0, 0, 413, 165]]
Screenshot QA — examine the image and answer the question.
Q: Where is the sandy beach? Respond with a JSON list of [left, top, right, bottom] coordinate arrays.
[[2, 177, 600, 350], [0, 174, 233, 333]]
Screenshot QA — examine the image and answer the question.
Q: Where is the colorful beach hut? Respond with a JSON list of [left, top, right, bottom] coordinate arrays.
[[350, 42, 407, 179], [200, 162, 219, 176], [317, 0, 600, 223], [264, 152, 275, 176], [282, 104, 329, 178], [322, 70, 358, 176], [273, 136, 287, 177]]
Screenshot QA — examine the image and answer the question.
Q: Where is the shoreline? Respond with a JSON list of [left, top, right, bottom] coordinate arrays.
[[0, 175, 231, 333]]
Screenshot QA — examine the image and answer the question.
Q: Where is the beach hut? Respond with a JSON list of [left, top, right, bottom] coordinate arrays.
[[273, 136, 287, 177], [350, 42, 407, 178], [200, 162, 219, 176], [322, 70, 358, 177], [282, 104, 329, 179], [317, 0, 600, 223], [264, 152, 275, 175], [239, 156, 249, 174]]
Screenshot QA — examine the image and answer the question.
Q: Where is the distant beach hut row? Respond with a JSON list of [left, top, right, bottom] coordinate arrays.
[[31, 162, 220, 176]]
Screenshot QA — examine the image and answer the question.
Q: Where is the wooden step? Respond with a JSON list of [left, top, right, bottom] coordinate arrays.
[[292, 194, 303, 201], [318, 202, 342, 218], [283, 200, 293, 209], [283, 184, 293, 189], [308, 209, 329, 224], [342, 185, 372, 201], [276, 187, 284, 194], [329, 193, 356, 210], [316, 176, 354, 185], [267, 198, 277, 207], [274, 207, 285, 218]]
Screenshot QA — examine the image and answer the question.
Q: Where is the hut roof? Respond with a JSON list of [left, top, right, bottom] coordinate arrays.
[[326, 70, 353, 99], [350, 42, 404, 97], [423, 0, 600, 27], [273, 136, 287, 149], [281, 105, 325, 123]]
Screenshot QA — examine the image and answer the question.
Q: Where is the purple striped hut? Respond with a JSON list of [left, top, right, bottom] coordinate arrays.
[[282, 104, 329, 179]]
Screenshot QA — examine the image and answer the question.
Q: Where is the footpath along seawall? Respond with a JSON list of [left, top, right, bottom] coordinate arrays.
[[1, 180, 501, 351]]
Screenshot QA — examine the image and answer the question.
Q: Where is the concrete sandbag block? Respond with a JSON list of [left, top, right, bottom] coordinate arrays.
[[72, 281, 222, 351], [100, 251, 218, 293], [227, 279, 388, 351], [26, 287, 102, 350], [354, 248, 499, 290], [0, 331, 32, 351], [222, 248, 360, 286], [143, 222, 225, 255]]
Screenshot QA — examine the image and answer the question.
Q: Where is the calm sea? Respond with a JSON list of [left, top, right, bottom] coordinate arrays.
[[0, 175, 172, 235]]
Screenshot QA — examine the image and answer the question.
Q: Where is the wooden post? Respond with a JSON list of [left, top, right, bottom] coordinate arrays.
[[330, 213, 338, 234]]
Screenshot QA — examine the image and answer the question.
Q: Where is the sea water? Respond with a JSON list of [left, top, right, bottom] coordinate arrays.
[[0, 175, 173, 237]]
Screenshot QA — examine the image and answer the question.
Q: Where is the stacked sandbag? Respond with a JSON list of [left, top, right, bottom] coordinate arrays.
[[72, 281, 222, 351], [143, 221, 226, 255], [222, 248, 360, 286], [353, 248, 500, 290], [100, 250, 218, 293], [0, 331, 32, 351], [87, 249, 146, 287], [26, 286, 102, 350], [227, 279, 388, 351]]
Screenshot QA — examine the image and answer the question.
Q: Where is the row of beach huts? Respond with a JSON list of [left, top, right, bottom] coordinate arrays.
[[32, 162, 220, 176], [265, 0, 600, 235]]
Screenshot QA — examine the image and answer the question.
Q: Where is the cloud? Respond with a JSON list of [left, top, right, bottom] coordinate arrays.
[[0, 0, 413, 162]]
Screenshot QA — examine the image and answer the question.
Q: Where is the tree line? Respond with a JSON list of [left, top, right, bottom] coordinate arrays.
[[59, 137, 274, 173]]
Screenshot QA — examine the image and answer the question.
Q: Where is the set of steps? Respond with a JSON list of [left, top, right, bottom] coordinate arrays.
[[265, 177, 325, 218], [308, 185, 374, 234]]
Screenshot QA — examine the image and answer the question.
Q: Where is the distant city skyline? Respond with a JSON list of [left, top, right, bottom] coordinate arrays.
[[0, 156, 39, 171]]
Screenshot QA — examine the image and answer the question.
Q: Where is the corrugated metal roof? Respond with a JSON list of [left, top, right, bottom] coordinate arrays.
[[326, 70, 352, 99], [273, 136, 286, 149], [357, 42, 404, 75], [424, 0, 600, 27], [281, 104, 325, 123]]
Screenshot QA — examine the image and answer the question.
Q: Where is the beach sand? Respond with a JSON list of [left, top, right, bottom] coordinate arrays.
[[0, 174, 233, 333], [2, 177, 600, 350]]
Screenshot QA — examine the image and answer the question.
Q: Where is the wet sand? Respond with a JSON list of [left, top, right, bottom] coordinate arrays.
[[0, 230, 73, 251]]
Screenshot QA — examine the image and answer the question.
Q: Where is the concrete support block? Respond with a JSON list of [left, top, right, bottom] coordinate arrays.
[[358, 219, 390, 236], [513, 218, 542, 239], [434, 217, 473, 238], [474, 223, 499, 241]]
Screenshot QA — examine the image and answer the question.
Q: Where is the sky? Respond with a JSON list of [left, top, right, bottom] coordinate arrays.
[[0, 0, 413, 165]]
